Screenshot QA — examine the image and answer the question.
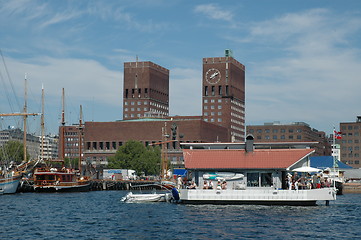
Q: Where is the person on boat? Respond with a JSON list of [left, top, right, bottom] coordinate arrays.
[[221, 180, 227, 190], [189, 181, 197, 189], [203, 180, 209, 189], [287, 173, 292, 190], [176, 175, 183, 189], [217, 179, 222, 190], [208, 180, 214, 189]]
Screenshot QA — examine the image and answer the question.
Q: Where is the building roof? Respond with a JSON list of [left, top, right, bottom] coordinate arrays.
[[310, 156, 353, 170], [183, 148, 315, 170]]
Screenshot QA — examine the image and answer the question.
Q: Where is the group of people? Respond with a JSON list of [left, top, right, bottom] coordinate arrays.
[[203, 179, 227, 190], [286, 173, 331, 190]]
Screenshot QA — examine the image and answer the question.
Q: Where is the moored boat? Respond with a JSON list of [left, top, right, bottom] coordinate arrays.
[[177, 137, 337, 206], [121, 191, 172, 203], [33, 165, 90, 192], [0, 173, 21, 194]]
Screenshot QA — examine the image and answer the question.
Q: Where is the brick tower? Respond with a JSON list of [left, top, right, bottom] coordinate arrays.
[[123, 60, 169, 120], [202, 50, 245, 141]]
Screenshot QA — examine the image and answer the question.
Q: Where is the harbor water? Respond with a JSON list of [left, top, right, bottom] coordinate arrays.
[[1, 191, 360, 240]]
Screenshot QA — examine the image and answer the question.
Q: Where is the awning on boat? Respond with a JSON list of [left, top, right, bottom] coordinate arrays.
[[173, 168, 187, 177]]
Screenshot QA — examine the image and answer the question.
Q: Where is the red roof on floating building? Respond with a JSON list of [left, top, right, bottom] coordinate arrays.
[[182, 148, 315, 170]]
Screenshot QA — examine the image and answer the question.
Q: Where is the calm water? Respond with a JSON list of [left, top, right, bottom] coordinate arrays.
[[1, 191, 360, 240]]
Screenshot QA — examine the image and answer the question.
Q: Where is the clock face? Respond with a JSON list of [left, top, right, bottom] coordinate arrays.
[[205, 68, 221, 84]]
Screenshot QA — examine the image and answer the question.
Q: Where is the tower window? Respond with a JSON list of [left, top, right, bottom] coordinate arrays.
[[204, 86, 208, 96], [125, 89, 129, 98], [219, 86, 222, 96], [211, 86, 215, 96]]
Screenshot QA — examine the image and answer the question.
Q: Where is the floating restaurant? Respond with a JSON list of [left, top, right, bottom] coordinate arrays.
[[178, 136, 336, 206]]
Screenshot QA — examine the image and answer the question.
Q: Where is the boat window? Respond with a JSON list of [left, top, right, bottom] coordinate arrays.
[[247, 172, 259, 187], [261, 173, 272, 187]]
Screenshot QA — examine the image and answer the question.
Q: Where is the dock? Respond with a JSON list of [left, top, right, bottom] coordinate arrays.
[[19, 179, 162, 192]]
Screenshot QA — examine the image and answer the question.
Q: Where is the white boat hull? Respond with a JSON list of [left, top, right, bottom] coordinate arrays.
[[0, 177, 20, 194], [179, 188, 336, 206], [121, 192, 171, 203]]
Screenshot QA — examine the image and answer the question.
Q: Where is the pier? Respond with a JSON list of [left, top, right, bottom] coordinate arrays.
[[19, 180, 162, 192]]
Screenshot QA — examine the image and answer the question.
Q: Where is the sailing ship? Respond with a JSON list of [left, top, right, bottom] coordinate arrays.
[[33, 89, 90, 192], [0, 74, 39, 194]]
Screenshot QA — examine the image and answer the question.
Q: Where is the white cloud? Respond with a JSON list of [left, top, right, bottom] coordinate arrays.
[[0, 56, 122, 132], [243, 9, 361, 131], [194, 4, 233, 22]]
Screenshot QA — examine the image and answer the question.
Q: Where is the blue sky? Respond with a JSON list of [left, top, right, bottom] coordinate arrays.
[[0, 0, 360, 135]]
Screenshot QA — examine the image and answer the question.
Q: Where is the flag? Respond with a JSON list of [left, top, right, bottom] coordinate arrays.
[[334, 130, 342, 139]]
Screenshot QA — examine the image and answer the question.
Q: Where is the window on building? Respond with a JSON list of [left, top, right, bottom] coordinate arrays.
[[281, 135, 285, 139], [225, 85, 229, 96], [125, 89, 128, 98], [106, 142, 110, 150], [218, 118, 222, 122], [297, 135, 302, 139], [112, 142, 116, 149], [273, 135, 277, 140], [281, 129, 285, 133], [218, 105, 222, 109], [204, 99, 208, 103], [247, 172, 259, 187], [273, 129, 278, 133], [204, 86, 208, 96], [265, 135, 270, 140], [211, 86, 215, 96], [219, 86, 222, 96], [131, 88, 135, 98], [261, 173, 272, 187]]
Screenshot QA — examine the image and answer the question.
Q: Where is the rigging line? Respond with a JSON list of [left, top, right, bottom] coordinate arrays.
[[0, 49, 21, 111], [0, 64, 15, 113]]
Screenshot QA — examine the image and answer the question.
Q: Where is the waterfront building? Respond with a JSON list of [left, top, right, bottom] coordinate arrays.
[[38, 134, 59, 160], [202, 50, 246, 141], [83, 117, 228, 167], [58, 125, 83, 161], [0, 128, 40, 160], [246, 122, 331, 156], [123, 61, 169, 120], [61, 51, 246, 168], [340, 116, 361, 168]]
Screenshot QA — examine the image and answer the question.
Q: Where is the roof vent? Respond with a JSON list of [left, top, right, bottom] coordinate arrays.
[[245, 134, 254, 152]]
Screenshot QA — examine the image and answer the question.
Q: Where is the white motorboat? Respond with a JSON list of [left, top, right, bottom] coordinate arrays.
[[121, 192, 172, 203]]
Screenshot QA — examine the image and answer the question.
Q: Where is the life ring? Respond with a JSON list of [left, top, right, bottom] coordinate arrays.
[[42, 180, 47, 185]]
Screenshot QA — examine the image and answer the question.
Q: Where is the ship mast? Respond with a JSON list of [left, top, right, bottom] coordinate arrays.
[[78, 105, 83, 174], [0, 75, 39, 163], [61, 88, 65, 160], [23, 75, 28, 162], [40, 84, 45, 161]]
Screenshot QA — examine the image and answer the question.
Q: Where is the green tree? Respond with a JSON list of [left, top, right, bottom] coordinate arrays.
[[0, 140, 29, 165], [108, 140, 161, 176]]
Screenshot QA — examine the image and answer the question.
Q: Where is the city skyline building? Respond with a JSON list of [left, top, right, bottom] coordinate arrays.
[[202, 50, 246, 141], [340, 116, 361, 168], [123, 61, 169, 120]]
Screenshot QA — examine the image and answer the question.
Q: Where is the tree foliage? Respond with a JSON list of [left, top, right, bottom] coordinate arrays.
[[107, 140, 161, 176], [0, 140, 29, 165]]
